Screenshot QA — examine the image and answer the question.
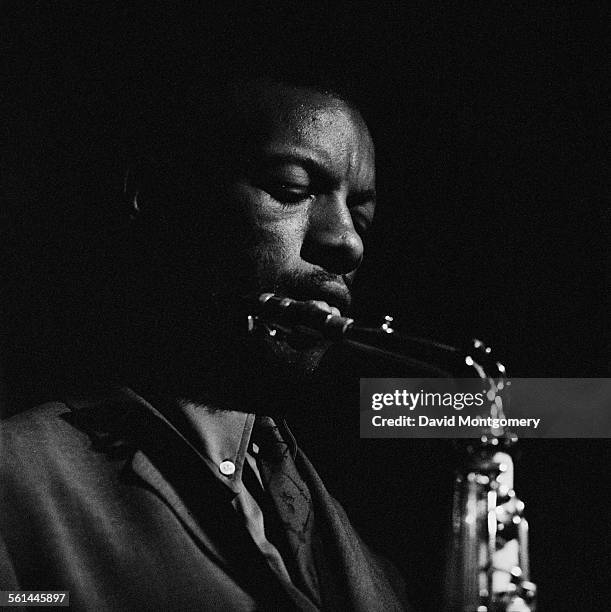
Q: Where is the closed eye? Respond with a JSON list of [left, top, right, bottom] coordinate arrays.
[[263, 182, 314, 204], [347, 190, 377, 209], [351, 209, 374, 236], [347, 190, 376, 235]]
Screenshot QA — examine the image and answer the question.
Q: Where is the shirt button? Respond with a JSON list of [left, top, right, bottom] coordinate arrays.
[[219, 460, 236, 476]]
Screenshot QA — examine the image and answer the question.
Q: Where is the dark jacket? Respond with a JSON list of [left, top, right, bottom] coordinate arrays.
[[0, 388, 410, 611]]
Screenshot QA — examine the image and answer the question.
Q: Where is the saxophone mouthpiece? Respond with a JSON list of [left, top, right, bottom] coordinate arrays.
[[253, 293, 355, 340]]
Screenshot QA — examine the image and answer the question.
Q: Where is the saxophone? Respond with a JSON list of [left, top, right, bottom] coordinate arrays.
[[248, 293, 537, 612]]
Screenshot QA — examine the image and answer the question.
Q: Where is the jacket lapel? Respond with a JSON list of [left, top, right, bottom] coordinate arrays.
[[66, 388, 319, 611], [296, 450, 411, 612], [67, 387, 236, 568], [129, 448, 232, 569]]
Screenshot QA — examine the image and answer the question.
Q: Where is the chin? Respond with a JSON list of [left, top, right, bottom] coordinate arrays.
[[261, 333, 331, 376]]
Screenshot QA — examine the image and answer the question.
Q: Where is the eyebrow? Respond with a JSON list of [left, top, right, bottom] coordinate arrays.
[[257, 153, 376, 203], [258, 152, 334, 177]]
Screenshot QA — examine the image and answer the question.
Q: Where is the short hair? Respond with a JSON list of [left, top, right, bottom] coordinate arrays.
[[128, 73, 371, 230], [135, 71, 366, 164]]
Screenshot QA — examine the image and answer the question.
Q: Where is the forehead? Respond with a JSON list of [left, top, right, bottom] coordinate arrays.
[[235, 83, 375, 183]]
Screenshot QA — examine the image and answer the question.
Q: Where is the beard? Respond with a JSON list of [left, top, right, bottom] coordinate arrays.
[[129, 233, 358, 414], [134, 278, 342, 413], [264, 269, 353, 314], [242, 264, 356, 377], [245, 239, 356, 315]]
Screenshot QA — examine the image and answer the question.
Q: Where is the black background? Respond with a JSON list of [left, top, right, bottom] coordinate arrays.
[[2, 3, 609, 610]]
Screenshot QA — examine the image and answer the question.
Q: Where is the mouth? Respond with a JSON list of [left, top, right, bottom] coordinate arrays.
[[249, 282, 351, 354], [276, 278, 352, 315]]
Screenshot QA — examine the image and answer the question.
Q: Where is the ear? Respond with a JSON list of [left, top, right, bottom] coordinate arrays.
[[122, 168, 141, 220], [121, 159, 173, 224]]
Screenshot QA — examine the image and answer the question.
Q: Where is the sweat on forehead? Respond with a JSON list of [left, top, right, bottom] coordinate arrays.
[[224, 79, 370, 151], [231, 78, 358, 112]]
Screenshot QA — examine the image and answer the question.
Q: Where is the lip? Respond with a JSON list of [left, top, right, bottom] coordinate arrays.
[[281, 281, 351, 314]]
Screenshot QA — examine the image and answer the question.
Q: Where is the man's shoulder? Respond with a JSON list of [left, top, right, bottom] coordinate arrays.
[[0, 388, 140, 444], [0, 394, 126, 485], [1, 401, 75, 448], [2, 400, 81, 460]]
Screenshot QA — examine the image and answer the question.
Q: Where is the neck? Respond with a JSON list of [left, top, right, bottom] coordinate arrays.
[[132, 332, 327, 418]]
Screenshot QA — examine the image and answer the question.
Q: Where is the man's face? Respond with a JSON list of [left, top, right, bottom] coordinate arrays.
[[141, 84, 376, 396], [224, 83, 376, 316]]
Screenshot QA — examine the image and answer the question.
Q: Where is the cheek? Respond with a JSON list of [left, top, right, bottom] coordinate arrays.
[[248, 223, 304, 281], [232, 185, 307, 283], [230, 184, 308, 266]]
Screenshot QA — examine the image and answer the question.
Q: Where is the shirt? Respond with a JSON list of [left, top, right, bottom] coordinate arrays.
[[0, 389, 411, 610], [170, 401, 303, 595]]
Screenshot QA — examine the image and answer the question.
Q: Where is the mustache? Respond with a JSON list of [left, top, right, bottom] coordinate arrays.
[[264, 270, 353, 313]]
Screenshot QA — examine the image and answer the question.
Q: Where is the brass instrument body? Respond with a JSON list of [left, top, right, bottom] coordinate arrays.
[[445, 446, 536, 612], [248, 293, 537, 612]]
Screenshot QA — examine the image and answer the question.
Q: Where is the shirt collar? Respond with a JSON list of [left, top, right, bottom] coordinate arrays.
[[67, 387, 298, 496], [177, 403, 299, 493], [178, 403, 256, 495]]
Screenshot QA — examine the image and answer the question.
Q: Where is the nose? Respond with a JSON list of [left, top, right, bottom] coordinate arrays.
[[301, 193, 364, 275]]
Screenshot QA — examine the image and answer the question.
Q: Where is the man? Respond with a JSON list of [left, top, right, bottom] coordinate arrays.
[[0, 79, 410, 610]]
